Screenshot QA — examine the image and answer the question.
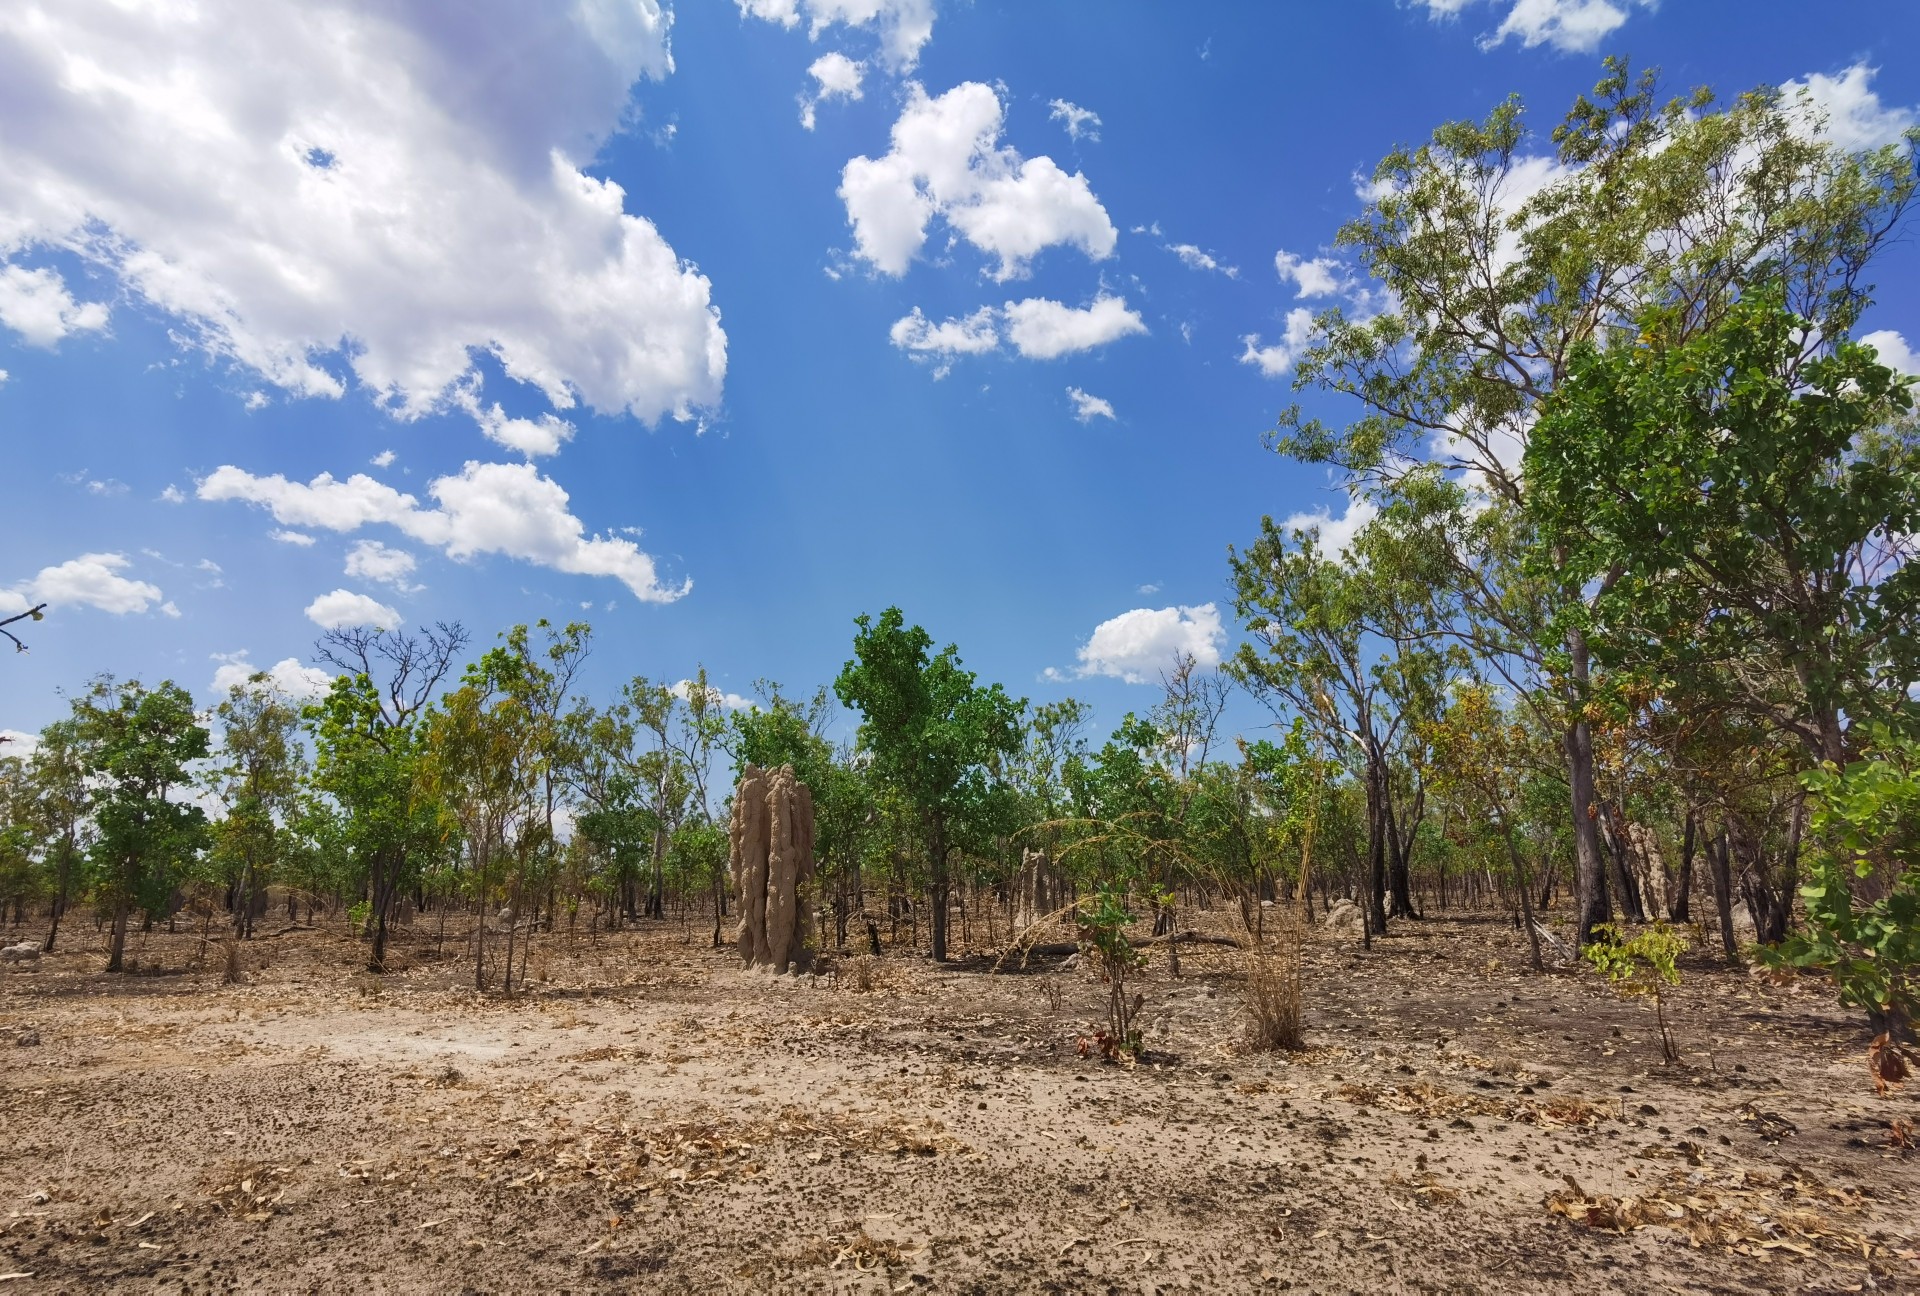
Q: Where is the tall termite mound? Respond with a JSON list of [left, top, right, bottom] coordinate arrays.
[[729, 763, 817, 973]]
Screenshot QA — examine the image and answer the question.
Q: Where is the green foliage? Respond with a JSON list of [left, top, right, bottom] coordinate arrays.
[[69, 676, 212, 970], [1772, 728, 1920, 1039], [1584, 922, 1687, 1062], [1074, 885, 1147, 1060], [835, 607, 1023, 960], [1528, 287, 1919, 765]]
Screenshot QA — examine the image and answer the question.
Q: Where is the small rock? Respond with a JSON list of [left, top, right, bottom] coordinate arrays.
[[14, 1028, 40, 1047]]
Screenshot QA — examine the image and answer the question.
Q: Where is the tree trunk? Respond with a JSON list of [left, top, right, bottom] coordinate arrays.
[[1601, 803, 1646, 923], [929, 815, 950, 963], [106, 890, 130, 972], [1564, 703, 1610, 943], [1384, 779, 1417, 920], [1706, 827, 1738, 964], [1671, 812, 1696, 923]]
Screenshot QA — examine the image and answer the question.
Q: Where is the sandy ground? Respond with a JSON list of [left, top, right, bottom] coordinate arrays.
[[1, 909, 1916, 1294]]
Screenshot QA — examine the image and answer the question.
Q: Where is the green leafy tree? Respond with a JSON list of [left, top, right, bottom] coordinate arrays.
[[209, 675, 309, 939], [70, 677, 212, 972], [309, 623, 466, 971], [21, 720, 88, 951], [1529, 288, 1918, 771], [1773, 727, 1920, 1043], [1265, 57, 1916, 941], [834, 607, 1023, 962]]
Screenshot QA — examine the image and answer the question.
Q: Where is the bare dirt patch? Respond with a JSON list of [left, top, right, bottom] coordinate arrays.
[[1, 911, 1916, 1292]]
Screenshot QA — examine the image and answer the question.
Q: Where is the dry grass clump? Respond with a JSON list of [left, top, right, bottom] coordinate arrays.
[[221, 935, 245, 986], [1243, 930, 1305, 1053], [845, 954, 875, 993]]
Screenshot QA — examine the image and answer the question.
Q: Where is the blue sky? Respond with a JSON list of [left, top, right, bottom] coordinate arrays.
[[3, 0, 1918, 748]]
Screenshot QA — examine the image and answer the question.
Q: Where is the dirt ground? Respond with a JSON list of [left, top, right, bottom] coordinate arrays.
[[1, 907, 1915, 1294]]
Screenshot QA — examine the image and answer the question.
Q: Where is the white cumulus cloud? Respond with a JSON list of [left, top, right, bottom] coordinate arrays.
[[304, 589, 402, 631], [890, 295, 1145, 368], [1048, 99, 1102, 142], [1066, 387, 1115, 423], [1863, 329, 1918, 376], [738, 0, 935, 73], [209, 653, 334, 700], [1073, 604, 1226, 685], [0, 264, 110, 347], [669, 679, 755, 711], [1412, 0, 1651, 53], [200, 460, 689, 602], [839, 81, 1118, 280], [0, 1, 724, 425], [889, 306, 1001, 363], [344, 539, 420, 591], [1277, 494, 1380, 561], [1783, 65, 1919, 153], [0, 552, 165, 616], [1168, 244, 1238, 277], [1001, 295, 1146, 359], [1239, 308, 1317, 378], [1273, 250, 1347, 298], [801, 52, 866, 130]]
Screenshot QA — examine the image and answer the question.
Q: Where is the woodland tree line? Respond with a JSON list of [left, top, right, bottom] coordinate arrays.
[[2, 60, 1916, 1044]]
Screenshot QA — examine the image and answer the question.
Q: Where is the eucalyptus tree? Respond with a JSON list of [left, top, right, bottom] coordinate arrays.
[[1266, 57, 1916, 940], [424, 645, 547, 991], [23, 719, 87, 951], [209, 675, 308, 938], [835, 607, 1023, 962], [69, 677, 211, 972], [309, 622, 467, 970]]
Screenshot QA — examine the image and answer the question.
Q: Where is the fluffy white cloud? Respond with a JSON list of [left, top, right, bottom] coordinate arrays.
[[1863, 330, 1918, 376], [739, 0, 935, 73], [370, 450, 396, 468], [1001, 295, 1146, 359], [200, 460, 689, 602], [1277, 494, 1380, 560], [209, 653, 334, 700], [889, 306, 1000, 363], [304, 589, 402, 631], [1239, 308, 1317, 377], [1, 552, 164, 616], [453, 383, 576, 458], [1074, 604, 1226, 684], [840, 82, 1118, 280], [669, 679, 755, 711], [801, 52, 866, 129], [1411, 0, 1649, 53], [159, 485, 186, 504], [344, 539, 420, 590], [1273, 250, 1346, 298], [1783, 65, 1918, 153], [1168, 244, 1238, 277], [1412, 0, 1649, 52], [0, 1, 725, 425], [269, 529, 316, 546], [1066, 386, 1115, 423], [890, 295, 1145, 368], [1048, 99, 1102, 142], [0, 729, 40, 758], [0, 264, 110, 347]]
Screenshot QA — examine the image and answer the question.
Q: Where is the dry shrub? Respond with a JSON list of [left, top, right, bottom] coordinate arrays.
[[1038, 974, 1064, 1014], [221, 936, 245, 986], [1244, 934, 1305, 1053], [845, 954, 874, 994]]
